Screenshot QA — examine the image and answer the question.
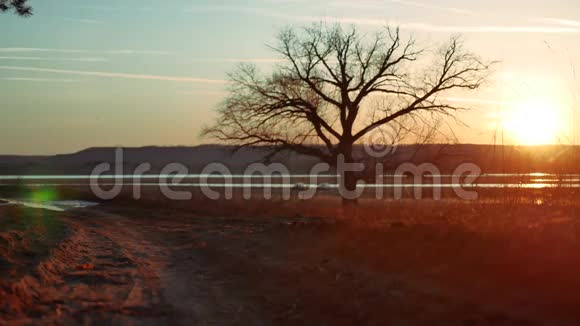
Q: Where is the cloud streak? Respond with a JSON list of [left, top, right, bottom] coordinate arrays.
[[442, 97, 508, 106], [105, 50, 178, 55], [177, 90, 229, 96], [388, 0, 472, 14], [0, 48, 88, 53], [191, 5, 580, 33], [0, 48, 179, 55], [195, 58, 284, 63], [0, 66, 227, 84], [64, 18, 104, 24], [398, 23, 580, 33], [265, 0, 473, 13], [0, 56, 107, 62], [73, 5, 153, 12], [541, 18, 580, 27], [1, 77, 81, 82]]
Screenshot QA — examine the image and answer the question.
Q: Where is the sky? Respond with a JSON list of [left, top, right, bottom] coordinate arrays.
[[1, 0, 580, 155]]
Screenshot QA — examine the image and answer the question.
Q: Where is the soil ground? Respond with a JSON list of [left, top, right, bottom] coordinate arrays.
[[2, 198, 580, 325]]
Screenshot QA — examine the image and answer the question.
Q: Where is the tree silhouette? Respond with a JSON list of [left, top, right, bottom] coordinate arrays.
[[0, 0, 32, 16], [204, 24, 493, 202]]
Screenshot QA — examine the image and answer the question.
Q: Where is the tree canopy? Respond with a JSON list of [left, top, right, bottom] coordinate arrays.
[[1, 0, 32, 16], [204, 24, 494, 193]]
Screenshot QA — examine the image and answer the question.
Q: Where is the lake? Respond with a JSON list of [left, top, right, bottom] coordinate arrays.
[[1, 173, 580, 189]]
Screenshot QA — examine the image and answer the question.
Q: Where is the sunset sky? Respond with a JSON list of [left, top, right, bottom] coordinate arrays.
[[1, 0, 579, 154]]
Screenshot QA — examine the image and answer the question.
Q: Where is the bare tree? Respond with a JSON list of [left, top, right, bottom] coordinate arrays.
[[0, 0, 32, 16], [203, 24, 493, 201]]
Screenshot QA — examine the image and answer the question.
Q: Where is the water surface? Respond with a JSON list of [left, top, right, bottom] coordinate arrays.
[[1, 174, 580, 189]]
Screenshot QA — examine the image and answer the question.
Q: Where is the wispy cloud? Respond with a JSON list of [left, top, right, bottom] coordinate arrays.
[[0, 56, 107, 62], [222, 58, 284, 63], [190, 5, 580, 33], [73, 5, 153, 11], [196, 58, 284, 63], [177, 90, 228, 96], [0, 48, 179, 56], [541, 18, 580, 27], [0, 66, 227, 84], [1, 77, 81, 82], [442, 97, 507, 106], [105, 50, 178, 55], [389, 0, 472, 14], [398, 23, 580, 33], [72, 5, 120, 11], [189, 5, 387, 25], [264, 0, 472, 13], [0, 48, 88, 53], [64, 18, 104, 24]]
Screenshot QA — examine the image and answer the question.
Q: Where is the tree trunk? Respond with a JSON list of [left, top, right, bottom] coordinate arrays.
[[340, 141, 360, 208], [342, 170, 359, 207]]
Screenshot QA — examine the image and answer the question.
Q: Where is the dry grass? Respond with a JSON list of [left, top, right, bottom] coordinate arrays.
[[2, 185, 580, 323], [79, 186, 580, 234]]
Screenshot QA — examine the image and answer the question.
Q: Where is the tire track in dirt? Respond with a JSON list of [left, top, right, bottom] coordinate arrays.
[[0, 210, 174, 324], [2, 208, 272, 325]]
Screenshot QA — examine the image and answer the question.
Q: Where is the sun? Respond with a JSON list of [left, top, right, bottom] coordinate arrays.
[[502, 98, 565, 145]]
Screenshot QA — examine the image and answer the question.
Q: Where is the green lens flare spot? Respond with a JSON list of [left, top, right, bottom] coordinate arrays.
[[30, 188, 58, 203]]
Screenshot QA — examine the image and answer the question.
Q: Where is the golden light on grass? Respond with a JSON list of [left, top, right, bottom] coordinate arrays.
[[502, 97, 565, 145]]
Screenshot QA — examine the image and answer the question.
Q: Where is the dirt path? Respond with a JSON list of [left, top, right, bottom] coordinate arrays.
[[1, 207, 271, 325], [83, 210, 268, 325], [69, 207, 509, 325], [1, 211, 167, 324]]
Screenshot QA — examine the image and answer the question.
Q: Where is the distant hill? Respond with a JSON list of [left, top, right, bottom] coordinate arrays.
[[0, 144, 579, 175], [0, 145, 321, 175]]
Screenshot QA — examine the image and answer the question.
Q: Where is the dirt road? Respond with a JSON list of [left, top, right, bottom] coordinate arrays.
[[1, 206, 275, 325]]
